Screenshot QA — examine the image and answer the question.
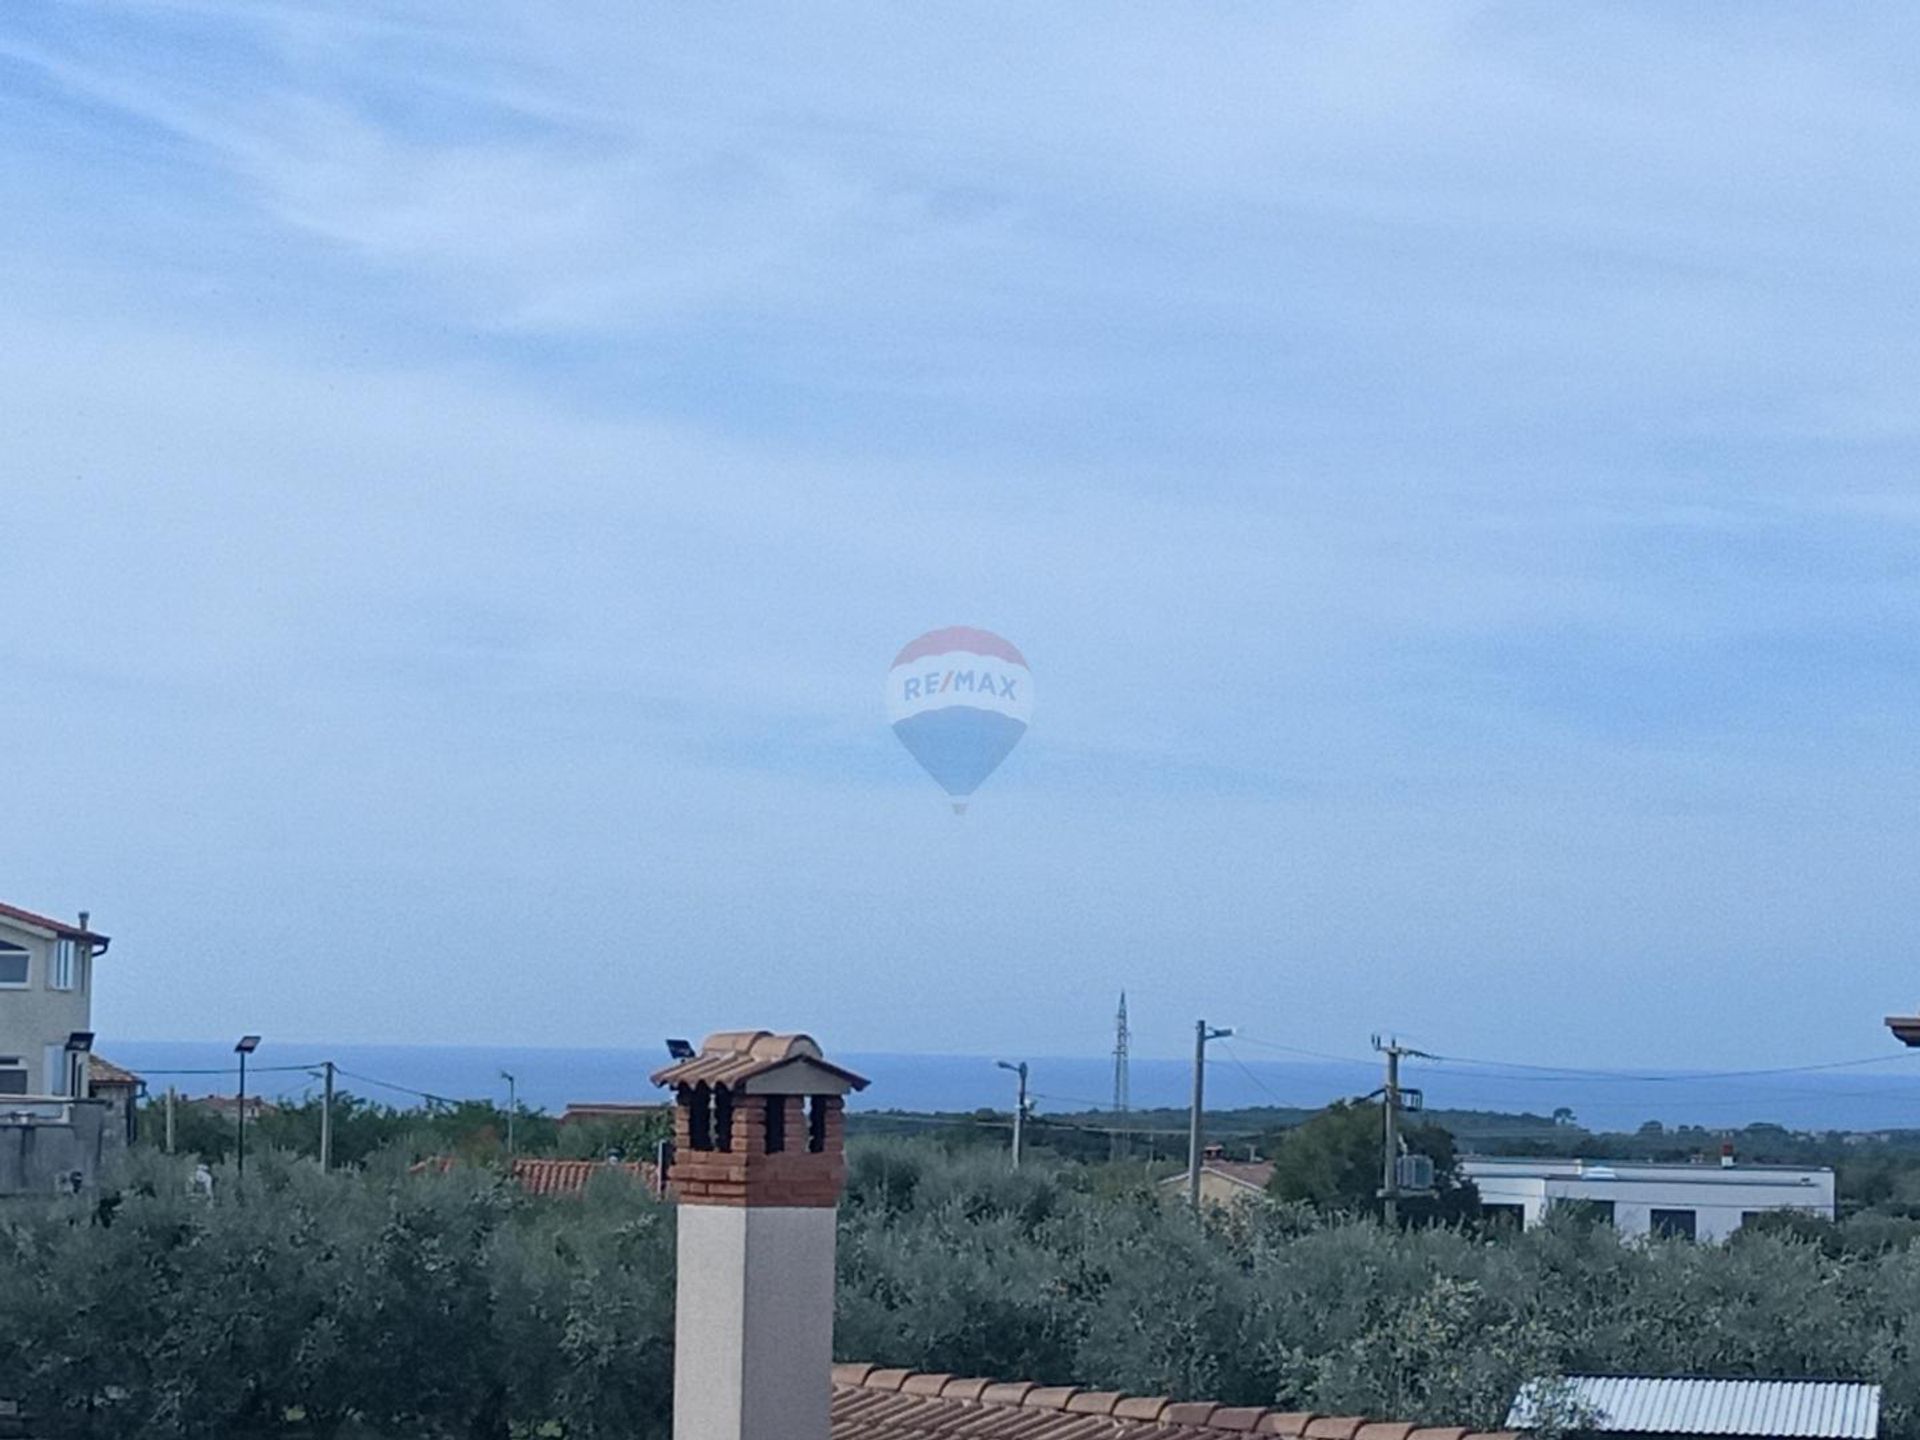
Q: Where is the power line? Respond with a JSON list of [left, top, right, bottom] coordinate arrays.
[[1229, 1032, 1920, 1087], [331, 1066, 461, 1107]]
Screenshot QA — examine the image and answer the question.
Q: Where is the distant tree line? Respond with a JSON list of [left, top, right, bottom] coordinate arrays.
[[143, 1090, 670, 1170], [6, 1140, 1920, 1439]]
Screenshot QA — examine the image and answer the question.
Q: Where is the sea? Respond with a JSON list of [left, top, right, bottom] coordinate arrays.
[[104, 1040, 1920, 1135]]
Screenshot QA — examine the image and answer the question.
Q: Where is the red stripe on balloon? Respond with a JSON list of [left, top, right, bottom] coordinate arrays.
[[891, 626, 1029, 669]]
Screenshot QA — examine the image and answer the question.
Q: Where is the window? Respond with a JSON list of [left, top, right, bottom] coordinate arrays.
[[0, 942, 26, 986], [1482, 1203, 1526, 1231], [1553, 1198, 1614, 1226], [0, 1069, 25, 1096], [1651, 1207, 1697, 1241], [50, 939, 76, 992]]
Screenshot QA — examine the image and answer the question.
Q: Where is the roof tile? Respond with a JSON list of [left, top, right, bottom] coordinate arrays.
[[1210, 1409, 1273, 1432], [981, 1384, 1039, 1407], [1164, 1404, 1223, 1426], [1259, 1415, 1318, 1437], [1024, 1388, 1081, 1411]]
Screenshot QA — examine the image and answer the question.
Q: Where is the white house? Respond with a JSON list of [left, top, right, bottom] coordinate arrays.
[[0, 901, 111, 1098], [1462, 1155, 1835, 1241]]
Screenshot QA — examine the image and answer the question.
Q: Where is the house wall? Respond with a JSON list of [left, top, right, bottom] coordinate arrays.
[[0, 1100, 114, 1195], [1463, 1159, 1835, 1241], [0, 920, 92, 1096]]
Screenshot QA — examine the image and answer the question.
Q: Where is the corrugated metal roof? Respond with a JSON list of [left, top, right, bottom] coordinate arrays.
[[1509, 1378, 1880, 1439]]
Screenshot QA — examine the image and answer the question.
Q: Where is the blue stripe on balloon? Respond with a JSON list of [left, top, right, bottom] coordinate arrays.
[[891, 707, 1028, 798]]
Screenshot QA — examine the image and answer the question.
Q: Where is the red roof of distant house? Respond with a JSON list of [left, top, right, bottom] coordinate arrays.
[[512, 1157, 656, 1196], [0, 902, 109, 947], [410, 1155, 658, 1197]]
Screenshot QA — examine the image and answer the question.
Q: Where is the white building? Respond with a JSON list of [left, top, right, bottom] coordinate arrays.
[[0, 901, 111, 1098], [1462, 1155, 1835, 1241]]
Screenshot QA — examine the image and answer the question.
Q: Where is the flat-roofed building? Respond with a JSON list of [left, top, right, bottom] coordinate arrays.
[[1462, 1156, 1834, 1241]]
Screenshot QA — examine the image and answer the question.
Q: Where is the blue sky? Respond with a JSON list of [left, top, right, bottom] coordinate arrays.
[[3, 3, 1918, 1070]]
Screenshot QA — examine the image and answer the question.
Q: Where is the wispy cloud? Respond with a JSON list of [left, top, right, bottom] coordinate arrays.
[[1, 2, 1916, 1064]]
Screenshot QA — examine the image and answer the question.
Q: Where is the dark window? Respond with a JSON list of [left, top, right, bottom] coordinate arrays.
[[0, 944, 26, 986], [1482, 1203, 1526, 1231], [808, 1095, 828, 1153], [1556, 1198, 1614, 1226], [714, 1085, 734, 1152], [686, 1083, 713, 1151], [1651, 1207, 1697, 1240], [0, 1070, 26, 1096], [765, 1096, 787, 1153]]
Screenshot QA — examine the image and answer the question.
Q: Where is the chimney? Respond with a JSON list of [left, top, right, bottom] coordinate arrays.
[[652, 1031, 869, 1440], [77, 911, 88, 934]]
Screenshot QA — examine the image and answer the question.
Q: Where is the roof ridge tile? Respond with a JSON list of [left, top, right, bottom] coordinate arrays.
[[1023, 1387, 1080, 1411]]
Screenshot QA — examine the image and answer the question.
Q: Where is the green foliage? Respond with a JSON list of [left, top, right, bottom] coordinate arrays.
[[10, 1138, 1920, 1440], [1264, 1100, 1478, 1223], [553, 1111, 672, 1163], [0, 1148, 672, 1440], [144, 1091, 565, 1168]]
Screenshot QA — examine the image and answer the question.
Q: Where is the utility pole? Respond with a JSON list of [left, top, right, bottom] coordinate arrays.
[[1373, 1035, 1431, 1226], [319, 1061, 335, 1172], [500, 1070, 518, 1157], [1111, 991, 1131, 1162], [996, 1060, 1029, 1168], [1187, 1019, 1234, 1209], [164, 1085, 176, 1154]]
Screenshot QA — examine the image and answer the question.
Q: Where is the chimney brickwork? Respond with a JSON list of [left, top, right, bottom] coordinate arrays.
[[669, 1091, 848, 1207]]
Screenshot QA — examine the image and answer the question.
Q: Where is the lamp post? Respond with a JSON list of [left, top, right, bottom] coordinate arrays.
[[500, 1070, 518, 1157], [234, 1035, 261, 1188], [996, 1060, 1029, 1168]]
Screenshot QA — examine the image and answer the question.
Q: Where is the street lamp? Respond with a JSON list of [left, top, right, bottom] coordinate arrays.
[[500, 1070, 518, 1157], [234, 1035, 261, 1187], [996, 1060, 1030, 1168]]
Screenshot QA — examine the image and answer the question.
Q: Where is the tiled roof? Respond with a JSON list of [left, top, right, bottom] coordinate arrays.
[[651, 1031, 870, 1091], [511, 1157, 656, 1197], [88, 1055, 142, 1088], [0, 902, 108, 945], [831, 1366, 1516, 1440]]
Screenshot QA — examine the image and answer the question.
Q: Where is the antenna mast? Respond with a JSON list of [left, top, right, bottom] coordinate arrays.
[[1111, 991, 1131, 1161]]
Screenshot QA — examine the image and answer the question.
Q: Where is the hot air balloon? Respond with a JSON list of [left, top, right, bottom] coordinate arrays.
[[886, 626, 1032, 812]]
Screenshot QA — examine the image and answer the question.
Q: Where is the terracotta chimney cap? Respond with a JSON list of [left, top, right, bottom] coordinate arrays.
[[651, 1030, 870, 1092]]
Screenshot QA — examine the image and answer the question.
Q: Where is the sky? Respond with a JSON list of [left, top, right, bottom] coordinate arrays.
[[3, 3, 1919, 1073]]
